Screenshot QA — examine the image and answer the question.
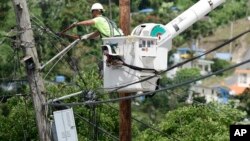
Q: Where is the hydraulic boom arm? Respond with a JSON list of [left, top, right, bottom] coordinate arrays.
[[163, 0, 225, 41]]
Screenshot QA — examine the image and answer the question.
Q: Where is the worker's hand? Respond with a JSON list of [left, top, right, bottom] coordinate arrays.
[[80, 35, 88, 40], [72, 21, 78, 27]]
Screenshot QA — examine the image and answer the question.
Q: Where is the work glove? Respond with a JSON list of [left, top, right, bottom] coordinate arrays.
[[80, 34, 89, 40], [72, 21, 78, 26]]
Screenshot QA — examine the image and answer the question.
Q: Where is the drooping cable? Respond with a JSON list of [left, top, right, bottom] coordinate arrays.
[[31, 16, 90, 92], [105, 104, 181, 141], [74, 113, 119, 141], [48, 57, 250, 106], [107, 29, 250, 91]]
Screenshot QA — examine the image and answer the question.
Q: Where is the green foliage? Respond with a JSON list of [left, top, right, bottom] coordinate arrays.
[[174, 68, 201, 83], [235, 88, 250, 117], [211, 0, 248, 26], [0, 0, 15, 30], [139, 68, 201, 123], [171, 68, 200, 107], [0, 97, 38, 141], [174, 0, 196, 10], [46, 69, 120, 140], [1, 0, 249, 140], [135, 103, 246, 141], [73, 104, 119, 141], [211, 58, 232, 76], [0, 44, 14, 78]]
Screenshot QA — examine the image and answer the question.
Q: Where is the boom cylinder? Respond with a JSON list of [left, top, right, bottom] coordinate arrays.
[[164, 0, 225, 39]]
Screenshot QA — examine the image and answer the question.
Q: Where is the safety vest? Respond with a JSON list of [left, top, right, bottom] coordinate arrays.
[[93, 16, 123, 38]]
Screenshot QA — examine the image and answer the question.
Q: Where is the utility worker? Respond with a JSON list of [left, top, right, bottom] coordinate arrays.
[[60, 3, 122, 39]]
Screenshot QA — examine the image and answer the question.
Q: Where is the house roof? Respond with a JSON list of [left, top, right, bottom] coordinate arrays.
[[228, 84, 246, 95], [235, 69, 250, 74], [139, 8, 154, 13], [196, 59, 214, 64], [214, 52, 232, 61]]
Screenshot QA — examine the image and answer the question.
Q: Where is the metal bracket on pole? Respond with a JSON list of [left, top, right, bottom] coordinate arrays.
[[47, 91, 83, 103], [39, 33, 91, 70]]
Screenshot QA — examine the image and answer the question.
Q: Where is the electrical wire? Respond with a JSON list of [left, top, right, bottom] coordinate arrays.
[[35, 17, 250, 118], [17, 6, 250, 141], [13, 3, 250, 140], [32, 14, 156, 95], [48, 57, 250, 107], [31, 16, 90, 90], [74, 113, 119, 141], [68, 29, 250, 93], [30, 13, 249, 140], [105, 104, 180, 141], [30, 14, 108, 138], [30, 15, 113, 141], [31, 17, 94, 108], [105, 29, 250, 91]]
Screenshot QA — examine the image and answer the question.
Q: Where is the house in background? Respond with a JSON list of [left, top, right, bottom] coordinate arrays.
[[192, 59, 214, 75], [168, 48, 213, 78], [227, 69, 250, 95], [177, 47, 206, 59], [214, 52, 232, 61], [189, 84, 230, 103]]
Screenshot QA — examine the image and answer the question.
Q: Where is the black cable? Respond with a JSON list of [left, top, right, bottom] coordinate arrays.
[[108, 29, 250, 91], [32, 16, 106, 98], [31, 17, 91, 96], [32, 17, 93, 91], [75, 113, 119, 141], [105, 104, 180, 141], [32, 14, 250, 108], [31, 17, 105, 138], [48, 57, 250, 106], [45, 29, 250, 109], [70, 29, 249, 93]]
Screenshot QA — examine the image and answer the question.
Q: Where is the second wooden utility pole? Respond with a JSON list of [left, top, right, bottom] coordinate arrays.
[[119, 0, 131, 141], [12, 0, 51, 140]]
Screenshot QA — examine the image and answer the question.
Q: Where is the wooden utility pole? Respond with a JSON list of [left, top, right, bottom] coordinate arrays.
[[12, 0, 51, 140], [119, 0, 131, 141], [119, 0, 130, 36]]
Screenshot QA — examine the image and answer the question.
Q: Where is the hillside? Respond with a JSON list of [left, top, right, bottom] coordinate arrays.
[[199, 18, 250, 62]]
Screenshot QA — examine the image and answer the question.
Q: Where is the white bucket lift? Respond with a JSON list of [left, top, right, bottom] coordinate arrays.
[[102, 33, 171, 93], [102, 0, 225, 93]]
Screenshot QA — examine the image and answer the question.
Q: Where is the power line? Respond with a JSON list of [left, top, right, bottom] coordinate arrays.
[[74, 113, 119, 141], [72, 29, 249, 92], [31, 14, 156, 94], [29, 14, 249, 140], [48, 57, 250, 106], [31, 16, 90, 91], [105, 104, 181, 141], [30, 15, 112, 141], [105, 29, 250, 91]]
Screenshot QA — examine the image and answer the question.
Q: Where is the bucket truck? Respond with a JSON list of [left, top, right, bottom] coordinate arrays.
[[102, 0, 226, 93]]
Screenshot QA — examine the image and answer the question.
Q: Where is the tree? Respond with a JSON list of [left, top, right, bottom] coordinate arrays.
[[0, 97, 38, 141], [235, 87, 250, 117], [135, 103, 246, 141], [138, 68, 201, 123], [211, 58, 232, 76]]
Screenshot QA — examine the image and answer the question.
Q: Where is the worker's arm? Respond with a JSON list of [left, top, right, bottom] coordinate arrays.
[[60, 19, 95, 34], [75, 19, 95, 26]]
